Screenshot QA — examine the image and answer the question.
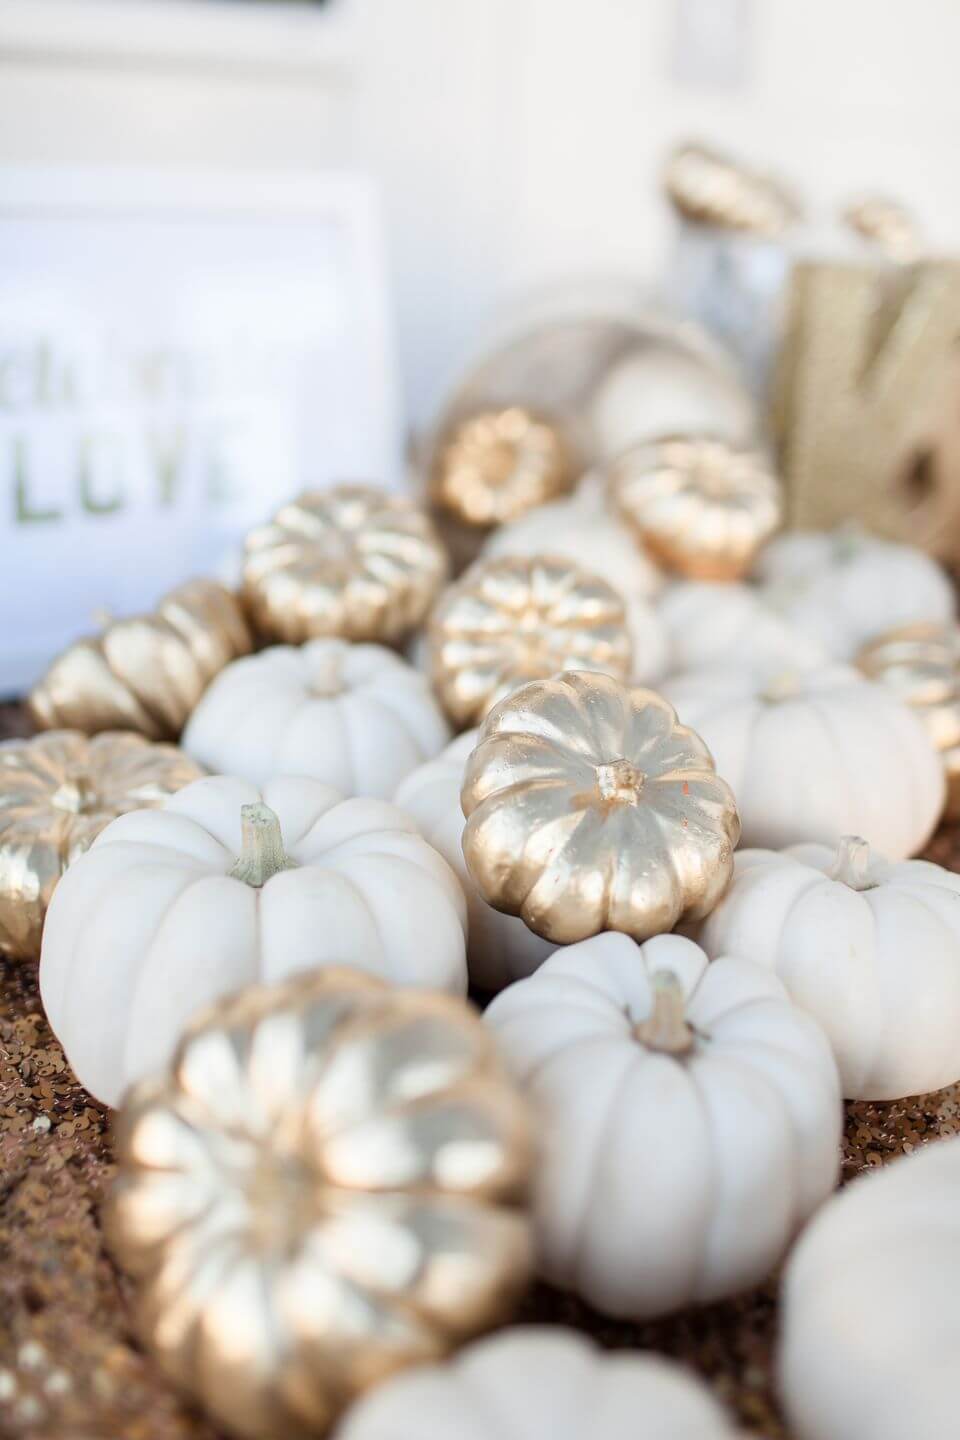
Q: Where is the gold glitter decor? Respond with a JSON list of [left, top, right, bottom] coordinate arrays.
[[663, 142, 799, 237], [430, 407, 573, 529], [28, 581, 252, 741], [843, 196, 921, 264]]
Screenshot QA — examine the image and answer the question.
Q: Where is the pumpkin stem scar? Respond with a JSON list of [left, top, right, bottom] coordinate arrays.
[[595, 758, 645, 803], [229, 804, 298, 887], [634, 970, 695, 1055], [830, 834, 875, 891]]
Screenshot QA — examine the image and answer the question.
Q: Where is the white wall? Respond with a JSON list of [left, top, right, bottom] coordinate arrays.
[[2, 0, 959, 429]]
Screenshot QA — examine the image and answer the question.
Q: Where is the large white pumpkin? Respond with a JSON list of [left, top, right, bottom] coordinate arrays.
[[486, 932, 841, 1318], [658, 580, 826, 674], [662, 661, 945, 858], [394, 729, 554, 991], [182, 639, 449, 798], [40, 774, 468, 1107], [698, 836, 960, 1100], [754, 527, 955, 661], [338, 1327, 740, 1440], [779, 1138, 960, 1440]]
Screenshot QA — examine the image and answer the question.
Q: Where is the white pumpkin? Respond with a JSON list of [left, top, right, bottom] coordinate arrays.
[[182, 639, 449, 798], [40, 774, 468, 1107], [337, 1326, 740, 1440], [698, 836, 960, 1100], [755, 527, 955, 661], [779, 1137, 960, 1440], [481, 481, 667, 683], [662, 660, 944, 858], [486, 932, 841, 1319], [394, 730, 554, 991], [658, 580, 826, 674]]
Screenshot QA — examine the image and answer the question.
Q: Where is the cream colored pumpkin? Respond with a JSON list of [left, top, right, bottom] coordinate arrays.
[[779, 1138, 960, 1440], [394, 730, 554, 991], [182, 639, 449, 798], [486, 933, 841, 1318], [698, 836, 960, 1099], [40, 774, 468, 1107], [662, 661, 944, 858], [754, 527, 955, 661], [339, 1327, 742, 1440], [658, 580, 826, 674]]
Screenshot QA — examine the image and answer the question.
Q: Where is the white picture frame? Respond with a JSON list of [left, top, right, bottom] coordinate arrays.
[[0, 165, 401, 694]]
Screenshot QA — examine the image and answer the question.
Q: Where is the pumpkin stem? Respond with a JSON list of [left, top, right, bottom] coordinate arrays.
[[831, 834, 873, 891], [229, 803, 297, 887], [634, 970, 695, 1056]]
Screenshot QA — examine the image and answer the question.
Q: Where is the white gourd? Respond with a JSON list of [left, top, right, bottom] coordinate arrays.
[[779, 1137, 960, 1440], [394, 730, 554, 991], [754, 527, 955, 660], [182, 639, 449, 798], [698, 836, 960, 1100], [658, 580, 826, 674], [662, 661, 945, 858], [40, 774, 468, 1107], [589, 345, 757, 458], [486, 933, 841, 1319], [338, 1327, 741, 1440]]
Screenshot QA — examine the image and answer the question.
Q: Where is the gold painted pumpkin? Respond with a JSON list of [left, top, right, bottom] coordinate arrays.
[[461, 670, 740, 944], [427, 555, 633, 729], [0, 730, 202, 961], [242, 484, 448, 645], [430, 406, 573, 529], [611, 435, 782, 580], [663, 140, 799, 236], [106, 967, 533, 1440], [28, 579, 252, 740], [858, 622, 960, 819]]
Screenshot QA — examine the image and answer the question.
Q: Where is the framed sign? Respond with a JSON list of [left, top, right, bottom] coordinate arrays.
[[0, 167, 400, 694]]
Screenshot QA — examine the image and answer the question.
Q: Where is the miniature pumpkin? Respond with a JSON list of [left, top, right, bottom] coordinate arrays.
[[662, 661, 944, 858], [779, 1137, 960, 1440], [486, 933, 841, 1318], [427, 556, 633, 729], [429, 406, 574, 529], [482, 478, 668, 683], [658, 579, 826, 674], [182, 639, 449, 798], [395, 730, 554, 992], [611, 435, 782, 580], [28, 579, 252, 740], [107, 966, 532, 1440], [40, 774, 468, 1106], [0, 730, 201, 962], [697, 836, 960, 1099], [242, 484, 448, 645], [857, 622, 960, 819], [754, 526, 955, 661], [339, 1327, 742, 1440], [461, 671, 740, 944]]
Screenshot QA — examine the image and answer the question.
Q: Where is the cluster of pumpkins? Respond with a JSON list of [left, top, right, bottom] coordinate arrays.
[[4, 436, 960, 1440]]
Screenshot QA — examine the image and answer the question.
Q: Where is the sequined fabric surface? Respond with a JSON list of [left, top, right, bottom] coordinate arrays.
[[2, 700, 958, 1439]]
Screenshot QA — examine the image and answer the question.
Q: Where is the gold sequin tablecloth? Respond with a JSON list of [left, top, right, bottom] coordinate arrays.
[[2, 701, 959, 1439]]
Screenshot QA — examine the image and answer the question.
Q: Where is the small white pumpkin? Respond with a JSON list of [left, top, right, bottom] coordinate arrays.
[[182, 639, 449, 798], [779, 1137, 960, 1440], [40, 774, 468, 1107], [486, 933, 841, 1319], [754, 527, 955, 661], [662, 661, 944, 858], [698, 836, 960, 1100], [338, 1326, 741, 1440], [658, 580, 826, 674], [394, 730, 554, 991]]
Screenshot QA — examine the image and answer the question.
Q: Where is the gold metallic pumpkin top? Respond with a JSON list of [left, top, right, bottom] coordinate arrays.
[[0, 730, 202, 961], [858, 622, 960, 818], [843, 195, 921, 264], [427, 555, 633, 729], [106, 967, 532, 1440], [461, 670, 740, 944], [430, 407, 573, 529], [242, 484, 449, 645], [28, 580, 252, 741], [663, 141, 800, 237], [610, 435, 782, 580]]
